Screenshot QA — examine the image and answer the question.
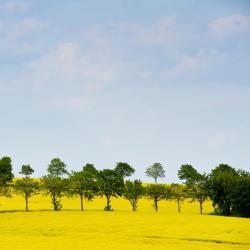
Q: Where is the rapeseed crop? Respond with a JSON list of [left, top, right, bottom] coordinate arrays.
[[0, 195, 249, 250]]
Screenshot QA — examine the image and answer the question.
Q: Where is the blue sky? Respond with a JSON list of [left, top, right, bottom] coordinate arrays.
[[0, 0, 250, 182]]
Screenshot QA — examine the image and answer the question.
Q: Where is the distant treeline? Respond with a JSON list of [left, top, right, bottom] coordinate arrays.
[[0, 157, 249, 217]]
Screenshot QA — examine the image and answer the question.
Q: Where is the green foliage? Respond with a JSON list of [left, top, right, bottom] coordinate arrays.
[[114, 162, 135, 178], [178, 164, 200, 181], [0, 156, 14, 198], [145, 184, 169, 211], [208, 164, 238, 216], [42, 158, 69, 211], [0, 156, 14, 185], [42, 176, 68, 211], [69, 164, 98, 211], [170, 183, 186, 213], [231, 170, 250, 218], [19, 165, 34, 178], [97, 169, 124, 211], [47, 158, 68, 177], [82, 163, 99, 176], [14, 178, 40, 211], [188, 175, 208, 214], [123, 180, 144, 211], [14, 165, 40, 211], [178, 164, 209, 214], [145, 163, 165, 183], [0, 155, 249, 218]]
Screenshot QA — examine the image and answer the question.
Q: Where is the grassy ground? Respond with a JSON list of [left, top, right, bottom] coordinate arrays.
[[0, 195, 249, 250]]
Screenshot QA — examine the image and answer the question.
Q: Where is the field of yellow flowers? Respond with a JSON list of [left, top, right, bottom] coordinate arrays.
[[0, 195, 249, 250]]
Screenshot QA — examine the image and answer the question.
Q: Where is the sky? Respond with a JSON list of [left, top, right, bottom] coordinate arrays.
[[0, 0, 250, 182]]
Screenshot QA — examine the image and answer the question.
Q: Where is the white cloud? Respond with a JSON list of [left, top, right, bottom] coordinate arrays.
[[135, 17, 177, 46], [0, 17, 45, 41], [162, 53, 211, 77], [0, 1, 29, 13], [85, 82, 103, 92], [57, 43, 79, 79], [86, 17, 177, 47], [0, 17, 46, 62], [211, 14, 250, 34], [44, 96, 93, 110], [157, 16, 176, 30], [2, 14, 248, 101], [11, 18, 45, 39], [22, 37, 121, 111], [27, 41, 118, 92], [140, 71, 152, 80], [82, 64, 115, 82]]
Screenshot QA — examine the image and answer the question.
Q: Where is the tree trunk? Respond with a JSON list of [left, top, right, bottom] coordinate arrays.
[[154, 177, 157, 184], [51, 194, 62, 211], [25, 196, 28, 212], [105, 195, 111, 211], [52, 194, 57, 211], [80, 194, 83, 211], [199, 201, 203, 214], [177, 199, 181, 213], [225, 203, 231, 216], [132, 202, 137, 211], [154, 197, 158, 212]]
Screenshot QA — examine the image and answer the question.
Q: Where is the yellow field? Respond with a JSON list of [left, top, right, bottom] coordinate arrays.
[[0, 195, 249, 250]]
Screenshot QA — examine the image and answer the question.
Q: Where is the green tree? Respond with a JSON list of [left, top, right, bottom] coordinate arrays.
[[0, 156, 14, 185], [231, 170, 250, 218], [82, 163, 99, 176], [114, 162, 135, 178], [145, 184, 168, 211], [123, 180, 144, 211], [170, 183, 186, 213], [69, 164, 98, 211], [19, 165, 34, 178], [145, 163, 165, 183], [14, 165, 40, 211], [0, 156, 14, 198], [47, 158, 68, 177], [97, 169, 124, 211], [178, 164, 208, 214], [42, 158, 68, 211], [208, 164, 238, 216], [178, 164, 200, 180]]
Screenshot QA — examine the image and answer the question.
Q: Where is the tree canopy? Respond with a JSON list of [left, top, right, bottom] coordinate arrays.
[[208, 164, 238, 216], [19, 165, 34, 178], [178, 164, 208, 214], [0, 156, 14, 185], [145, 184, 169, 211], [145, 163, 165, 183], [114, 162, 135, 179], [97, 169, 124, 211], [68, 164, 98, 211], [123, 180, 144, 211], [47, 158, 68, 177], [42, 158, 68, 211], [14, 165, 40, 211], [0, 156, 14, 198]]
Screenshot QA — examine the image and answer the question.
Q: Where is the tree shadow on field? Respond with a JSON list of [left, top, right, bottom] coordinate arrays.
[[132, 235, 250, 246], [0, 209, 25, 213], [0, 208, 132, 213]]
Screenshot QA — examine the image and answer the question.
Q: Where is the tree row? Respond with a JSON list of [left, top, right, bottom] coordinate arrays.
[[0, 156, 249, 217]]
